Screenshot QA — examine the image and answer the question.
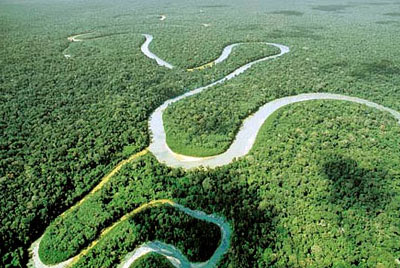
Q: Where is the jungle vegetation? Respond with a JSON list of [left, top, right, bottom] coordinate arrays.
[[1, 0, 400, 267], [40, 101, 400, 268], [129, 252, 174, 268]]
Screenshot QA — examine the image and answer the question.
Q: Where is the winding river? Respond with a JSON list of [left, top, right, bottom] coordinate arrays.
[[143, 34, 400, 169], [30, 33, 400, 268]]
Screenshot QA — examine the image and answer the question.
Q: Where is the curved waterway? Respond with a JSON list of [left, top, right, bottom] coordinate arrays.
[[141, 34, 247, 71], [143, 34, 400, 169], [118, 203, 231, 268], [30, 201, 230, 268], [30, 33, 400, 268], [141, 34, 174, 69]]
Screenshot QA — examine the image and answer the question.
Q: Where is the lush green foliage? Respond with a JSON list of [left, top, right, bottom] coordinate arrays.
[[163, 22, 400, 156], [39, 154, 184, 264], [164, 43, 280, 156], [246, 101, 400, 267], [72, 205, 221, 267], [129, 252, 174, 268], [39, 102, 400, 267], [0, 30, 183, 267], [0, 1, 277, 265], [1, 0, 400, 267]]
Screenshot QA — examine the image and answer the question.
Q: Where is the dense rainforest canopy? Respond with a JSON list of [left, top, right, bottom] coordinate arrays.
[[36, 101, 400, 267], [129, 252, 174, 268], [1, 0, 400, 267]]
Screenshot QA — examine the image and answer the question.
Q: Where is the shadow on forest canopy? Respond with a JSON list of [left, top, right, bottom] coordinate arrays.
[[321, 154, 393, 212], [312, 4, 352, 12], [270, 10, 304, 16], [351, 59, 400, 79]]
